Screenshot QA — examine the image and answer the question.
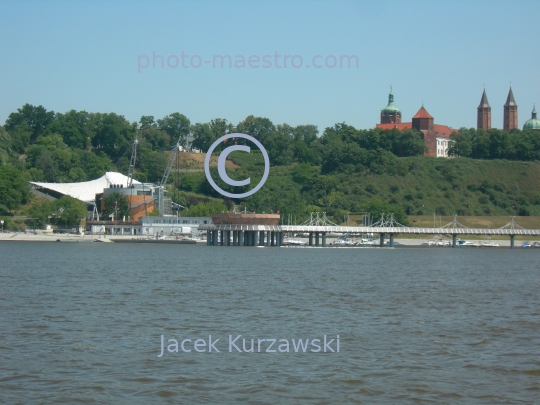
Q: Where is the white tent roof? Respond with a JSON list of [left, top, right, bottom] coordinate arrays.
[[30, 172, 141, 203]]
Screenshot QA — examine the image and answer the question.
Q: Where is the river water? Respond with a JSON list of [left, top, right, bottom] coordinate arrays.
[[1, 242, 539, 404]]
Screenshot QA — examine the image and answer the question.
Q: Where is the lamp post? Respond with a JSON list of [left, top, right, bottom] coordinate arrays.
[[0, 220, 3, 233]]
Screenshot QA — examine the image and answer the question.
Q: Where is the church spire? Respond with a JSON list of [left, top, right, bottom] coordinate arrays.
[[505, 86, 517, 106], [504, 86, 518, 131], [477, 88, 491, 130], [478, 88, 490, 108]]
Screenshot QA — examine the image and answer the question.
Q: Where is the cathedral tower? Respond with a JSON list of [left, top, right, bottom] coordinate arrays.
[[504, 86, 518, 131], [477, 88, 491, 130]]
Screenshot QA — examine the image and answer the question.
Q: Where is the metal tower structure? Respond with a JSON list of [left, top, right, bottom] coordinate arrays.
[[126, 129, 139, 188]]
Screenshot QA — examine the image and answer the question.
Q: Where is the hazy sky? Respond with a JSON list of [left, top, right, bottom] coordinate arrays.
[[2, 0, 539, 133]]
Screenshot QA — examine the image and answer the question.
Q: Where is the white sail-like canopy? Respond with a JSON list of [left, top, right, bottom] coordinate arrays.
[[30, 172, 141, 203]]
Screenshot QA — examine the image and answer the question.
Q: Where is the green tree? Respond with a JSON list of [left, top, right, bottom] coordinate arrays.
[[90, 112, 135, 158], [291, 163, 314, 184], [140, 125, 170, 151], [182, 201, 227, 217], [210, 118, 232, 138], [293, 124, 318, 145], [138, 149, 168, 183], [0, 166, 30, 209], [191, 122, 216, 152], [46, 110, 92, 149], [55, 196, 88, 227], [235, 115, 275, 145], [27, 199, 55, 224], [471, 129, 490, 159], [265, 129, 293, 166], [7, 123, 32, 153], [139, 115, 156, 128], [5, 104, 55, 144], [34, 150, 59, 182], [157, 112, 191, 147], [393, 129, 426, 157], [363, 198, 408, 226], [103, 192, 130, 220], [0, 126, 12, 164], [449, 129, 473, 157]]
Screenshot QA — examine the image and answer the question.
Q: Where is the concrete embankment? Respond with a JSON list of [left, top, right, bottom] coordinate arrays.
[[0, 232, 112, 242]]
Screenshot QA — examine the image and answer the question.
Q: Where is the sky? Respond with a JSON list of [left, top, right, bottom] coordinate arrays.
[[1, 0, 540, 133]]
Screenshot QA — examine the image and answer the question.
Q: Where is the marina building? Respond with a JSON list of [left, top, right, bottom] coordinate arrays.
[[86, 216, 212, 237]]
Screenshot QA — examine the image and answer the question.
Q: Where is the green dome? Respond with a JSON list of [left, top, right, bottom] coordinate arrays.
[[381, 92, 401, 115], [523, 107, 540, 130]]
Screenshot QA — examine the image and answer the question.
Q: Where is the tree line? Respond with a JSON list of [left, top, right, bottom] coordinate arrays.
[[2, 103, 540, 228], [449, 128, 540, 160]]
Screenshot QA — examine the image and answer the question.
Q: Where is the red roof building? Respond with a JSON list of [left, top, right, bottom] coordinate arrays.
[[376, 91, 457, 157]]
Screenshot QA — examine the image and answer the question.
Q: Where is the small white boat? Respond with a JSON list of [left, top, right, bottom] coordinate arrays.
[[283, 238, 306, 246], [478, 241, 500, 247], [357, 238, 376, 246], [331, 238, 354, 247]]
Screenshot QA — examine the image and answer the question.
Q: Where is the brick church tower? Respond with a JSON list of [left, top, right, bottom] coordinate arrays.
[[477, 88, 491, 130], [504, 86, 518, 131]]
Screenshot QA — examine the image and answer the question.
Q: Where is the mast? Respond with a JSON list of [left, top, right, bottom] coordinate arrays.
[[127, 127, 139, 187]]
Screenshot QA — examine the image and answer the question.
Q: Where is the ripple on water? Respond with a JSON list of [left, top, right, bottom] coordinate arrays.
[[1, 243, 539, 404]]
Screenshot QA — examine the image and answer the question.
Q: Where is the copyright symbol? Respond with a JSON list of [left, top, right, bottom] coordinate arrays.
[[204, 133, 270, 198]]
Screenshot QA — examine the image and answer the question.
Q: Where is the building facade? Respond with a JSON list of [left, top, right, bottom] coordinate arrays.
[[376, 91, 456, 158]]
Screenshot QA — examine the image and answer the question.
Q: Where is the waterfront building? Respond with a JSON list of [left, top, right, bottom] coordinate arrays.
[[140, 216, 212, 236], [87, 216, 212, 236]]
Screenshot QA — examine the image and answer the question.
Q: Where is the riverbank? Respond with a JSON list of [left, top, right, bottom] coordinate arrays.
[[0, 232, 531, 247]]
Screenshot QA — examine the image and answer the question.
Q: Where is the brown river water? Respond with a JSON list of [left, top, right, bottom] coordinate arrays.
[[1, 242, 539, 404]]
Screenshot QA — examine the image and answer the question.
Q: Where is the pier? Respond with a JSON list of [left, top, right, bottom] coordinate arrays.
[[199, 215, 540, 248]]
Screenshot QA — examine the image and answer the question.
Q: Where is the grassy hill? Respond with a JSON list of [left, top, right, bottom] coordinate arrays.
[[172, 154, 540, 223]]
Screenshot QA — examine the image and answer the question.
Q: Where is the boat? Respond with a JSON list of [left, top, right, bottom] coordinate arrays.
[[458, 240, 476, 247], [357, 238, 376, 246], [283, 238, 306, 246], [477, 241, 500, 247], [331, 237, 355, 247]]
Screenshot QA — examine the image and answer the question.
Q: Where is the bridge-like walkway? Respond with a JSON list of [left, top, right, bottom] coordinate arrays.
[[198, 222, 540, 248]]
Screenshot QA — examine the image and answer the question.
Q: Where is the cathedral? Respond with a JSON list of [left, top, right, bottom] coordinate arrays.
[[376, 89, 457, 158], [375, 86, 540, 159], [477, 87, 540, 131]]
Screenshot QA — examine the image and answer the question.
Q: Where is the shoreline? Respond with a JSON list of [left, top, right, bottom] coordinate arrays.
[[0, 232, 526, 247]]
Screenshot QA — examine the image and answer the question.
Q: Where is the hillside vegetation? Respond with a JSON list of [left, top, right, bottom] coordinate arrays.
[[1, 103, 540, 229]]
